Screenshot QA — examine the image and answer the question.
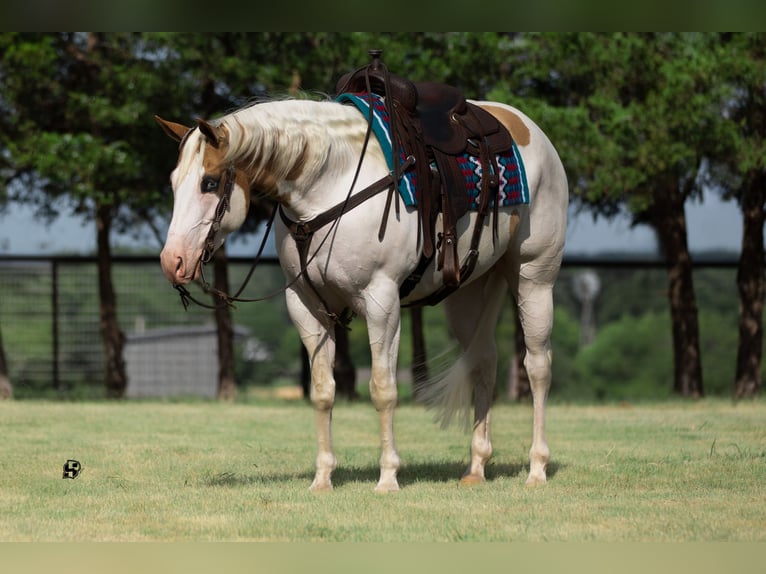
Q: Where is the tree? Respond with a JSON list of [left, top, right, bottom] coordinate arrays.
[[716, 33, 766, 398], [0, 33, 186, 397], [213, 248, 237, 401], [734, 180, 765, 399], [626, 34, 738, 398], [493, 33, 740, 397]]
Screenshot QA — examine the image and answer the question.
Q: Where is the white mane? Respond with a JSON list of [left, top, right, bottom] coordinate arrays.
[[174, 129, 206, 183], [217, 99, 370, 188]]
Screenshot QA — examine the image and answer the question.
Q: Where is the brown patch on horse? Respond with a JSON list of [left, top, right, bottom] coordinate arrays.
[[478, 104, 530, 147], [234, 169, 252, 212], [202, 141, 227, 173], [195, 116, 295, 200], [245, 151, 281, 197], [285, 143, 307, 181], [199, 138, 252, 211], [251, 172, 280, 198], [196, 118, 226, 148]]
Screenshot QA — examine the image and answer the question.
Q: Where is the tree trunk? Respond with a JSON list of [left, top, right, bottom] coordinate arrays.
[[410, 307, 429, 400], [334, 324, 358, 400], [213, 248, 237, 401], [649, 185, 704, 398], [508, 303, 530, 401], [300, 345, 310, 399], [0, 322, 12, 399], [96, 202, 127, 399], [735, 177, 765, 398]]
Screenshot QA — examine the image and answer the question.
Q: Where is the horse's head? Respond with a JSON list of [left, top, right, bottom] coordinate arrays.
[[156, 115, 250, 285]]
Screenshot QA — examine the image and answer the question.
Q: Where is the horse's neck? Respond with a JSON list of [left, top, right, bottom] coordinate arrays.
[[241, 101, 387, 221]]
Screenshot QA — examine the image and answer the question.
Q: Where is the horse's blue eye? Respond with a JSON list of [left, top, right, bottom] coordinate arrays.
[[201, 177, 219, 194]]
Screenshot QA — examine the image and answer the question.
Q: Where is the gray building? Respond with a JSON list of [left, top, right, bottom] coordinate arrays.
[[125, 324, 250, 399]]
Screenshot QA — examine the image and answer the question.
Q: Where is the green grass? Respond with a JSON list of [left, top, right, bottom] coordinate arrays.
[[1, 397, 764, 541]]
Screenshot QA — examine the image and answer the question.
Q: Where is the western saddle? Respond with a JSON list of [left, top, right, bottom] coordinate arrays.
[[335, 50, 513, 306]]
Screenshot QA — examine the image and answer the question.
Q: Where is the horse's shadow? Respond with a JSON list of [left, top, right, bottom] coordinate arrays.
[[204, 460, 562, 489]]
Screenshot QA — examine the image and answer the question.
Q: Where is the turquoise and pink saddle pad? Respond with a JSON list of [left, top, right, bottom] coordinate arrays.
[[336, 92, 529, 209]]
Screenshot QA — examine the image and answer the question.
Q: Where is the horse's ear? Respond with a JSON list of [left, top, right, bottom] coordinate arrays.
[[195, 118, 226, 149], [154, 115, 191, 143]]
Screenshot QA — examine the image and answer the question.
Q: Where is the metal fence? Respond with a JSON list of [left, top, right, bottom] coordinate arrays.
[[0, 254, 742, 399], [0, 255, 291, 398]]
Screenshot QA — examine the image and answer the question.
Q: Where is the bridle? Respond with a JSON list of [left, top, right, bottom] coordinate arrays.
[[200, 163, 237, 266], [172, 60, 408, 322], [172, 160, 278, 311]]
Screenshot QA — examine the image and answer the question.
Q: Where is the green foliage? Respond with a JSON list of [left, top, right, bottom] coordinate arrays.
[[1, 32, 760, 230], [551, 266, 749, 401], [1, 33, 763, 400], [699, 310, 740, 396], [489, 32, 741, 217], [0, 33, 181, 231], [571, 311, 675, 401], [712, 33, 766, 197], [550, 307, 581, 395]]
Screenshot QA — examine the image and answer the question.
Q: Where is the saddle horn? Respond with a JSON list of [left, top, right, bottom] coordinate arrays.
[[334, 49, 418, 112]]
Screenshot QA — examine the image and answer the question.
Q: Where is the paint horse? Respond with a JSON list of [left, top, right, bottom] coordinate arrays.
[[156, 71, 567, 492]]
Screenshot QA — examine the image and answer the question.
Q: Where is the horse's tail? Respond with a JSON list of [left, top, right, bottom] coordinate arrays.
[[416, 271, 509, 430]]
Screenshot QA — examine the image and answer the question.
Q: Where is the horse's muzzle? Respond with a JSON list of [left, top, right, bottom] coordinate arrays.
[[160, 247, 198, 285]]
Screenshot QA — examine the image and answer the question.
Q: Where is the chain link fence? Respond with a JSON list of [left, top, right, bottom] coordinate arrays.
[[0, 255, 293, 398], [0, 254, 745, 400]]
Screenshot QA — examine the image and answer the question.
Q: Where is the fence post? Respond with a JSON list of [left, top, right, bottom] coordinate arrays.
[[51, 258, 60, 392]]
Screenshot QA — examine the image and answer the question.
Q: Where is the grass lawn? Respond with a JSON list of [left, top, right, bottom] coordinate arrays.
[[1, 396, 764, 542]]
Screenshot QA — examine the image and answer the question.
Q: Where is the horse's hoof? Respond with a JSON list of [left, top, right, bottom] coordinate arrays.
[[459, 474, 486, 486], [309, 481, 333, 493], [525, 473, 547, 487], [374, 481, 400, 493]]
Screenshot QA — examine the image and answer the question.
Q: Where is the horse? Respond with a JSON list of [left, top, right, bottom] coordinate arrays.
[[156, 89, 568, 493]]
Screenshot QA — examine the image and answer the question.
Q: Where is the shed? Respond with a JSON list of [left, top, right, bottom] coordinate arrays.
[[125, 324, 249, 399]]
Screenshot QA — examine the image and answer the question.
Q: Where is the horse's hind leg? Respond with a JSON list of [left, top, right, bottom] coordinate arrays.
[[516, 273, 555, 486], [285, 288, 337, 492], [443, 270, 508, 484]]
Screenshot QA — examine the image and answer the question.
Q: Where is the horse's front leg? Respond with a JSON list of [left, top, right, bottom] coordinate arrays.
[[363, 282, 403, 493], [285, 289, 337, 492]]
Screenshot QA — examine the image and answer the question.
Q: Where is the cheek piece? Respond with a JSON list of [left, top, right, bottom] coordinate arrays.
[[173, 163, 277, 310], [200, 163, 236, 264]]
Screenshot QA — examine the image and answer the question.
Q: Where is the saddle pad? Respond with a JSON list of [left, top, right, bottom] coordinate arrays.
[[336, 92, 530, 209]]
